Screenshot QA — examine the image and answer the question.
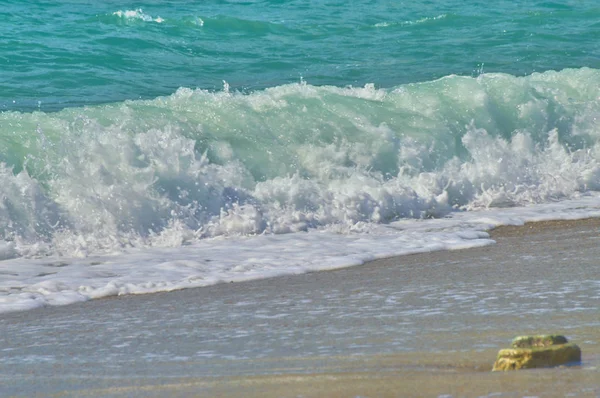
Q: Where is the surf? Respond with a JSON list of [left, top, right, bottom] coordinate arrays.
[[0, 68, 599, 260]]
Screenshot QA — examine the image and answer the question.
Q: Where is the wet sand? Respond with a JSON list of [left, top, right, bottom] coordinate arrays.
[[1, 218, 600, 397]]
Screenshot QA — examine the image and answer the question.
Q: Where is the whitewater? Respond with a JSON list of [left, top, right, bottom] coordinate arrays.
[[3, 69, 600, 312], [2, 1, 600, 312]]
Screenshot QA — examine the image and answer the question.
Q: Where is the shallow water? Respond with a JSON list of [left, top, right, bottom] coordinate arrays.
[[1, 219, 599, 397]]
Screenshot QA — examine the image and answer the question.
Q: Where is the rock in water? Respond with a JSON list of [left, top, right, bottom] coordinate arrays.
[[492, 335, 581, 371], [511, 335, 568, 348]]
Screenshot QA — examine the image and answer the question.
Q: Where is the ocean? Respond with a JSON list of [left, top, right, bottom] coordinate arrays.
[[1, 0, 600, 313]]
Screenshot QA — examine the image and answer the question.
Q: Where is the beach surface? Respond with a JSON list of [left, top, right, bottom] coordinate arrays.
[[2, 218, 600, 397]]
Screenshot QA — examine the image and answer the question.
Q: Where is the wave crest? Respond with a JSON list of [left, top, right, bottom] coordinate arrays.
[[2, 68, 600, 257]]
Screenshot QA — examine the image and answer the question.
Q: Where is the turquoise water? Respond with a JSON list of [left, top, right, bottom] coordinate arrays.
[[2, 1, 599, 111], [2, 0, 600, 243], [3, 1, 600, 311], [2, 0, 600, 242]]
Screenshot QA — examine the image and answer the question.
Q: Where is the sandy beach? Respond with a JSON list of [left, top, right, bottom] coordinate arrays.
[[2, 218, 600, 397]]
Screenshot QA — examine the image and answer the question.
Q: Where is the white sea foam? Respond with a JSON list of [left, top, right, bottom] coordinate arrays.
[[2, 68, 600, 312], [1, 196, 600, 313], [112, 9, 164, 23]]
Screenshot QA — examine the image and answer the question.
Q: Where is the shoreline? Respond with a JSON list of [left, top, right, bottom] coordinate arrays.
[[3, 211, 600, 315], [488, 216, 600, 237], [84, 216, 600, 310], [2, 217, 600, 397], [35, 217, 600, 310]]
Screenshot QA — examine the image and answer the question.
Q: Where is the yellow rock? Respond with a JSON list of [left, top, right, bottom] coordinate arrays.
[[511, 334, 568, 348], [492, 335, 581, 371]]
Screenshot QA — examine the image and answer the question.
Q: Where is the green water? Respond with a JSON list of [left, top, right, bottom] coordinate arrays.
[[1, 0, 600, 254], [3, 0, 600, 313], [2, 0, 599, 111]]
